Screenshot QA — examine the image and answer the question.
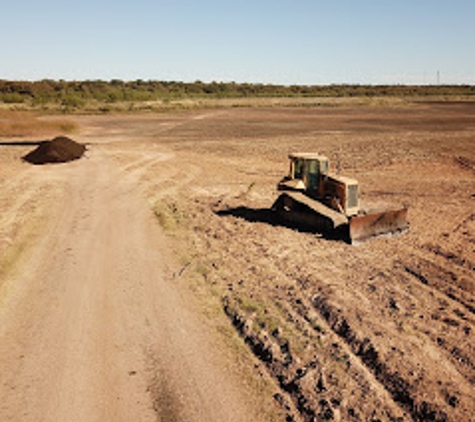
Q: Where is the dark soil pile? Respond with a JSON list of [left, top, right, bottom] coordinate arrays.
[[23, 136, 86, 165]]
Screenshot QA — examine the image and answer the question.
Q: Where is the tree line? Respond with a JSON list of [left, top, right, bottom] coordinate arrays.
[[1, 79, 474, 107]]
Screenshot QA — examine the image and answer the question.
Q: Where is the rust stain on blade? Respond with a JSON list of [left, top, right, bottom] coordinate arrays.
[[349, 208, 409, 244]]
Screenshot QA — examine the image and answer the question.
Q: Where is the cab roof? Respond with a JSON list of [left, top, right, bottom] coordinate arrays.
[[288, 152, 328, 161]]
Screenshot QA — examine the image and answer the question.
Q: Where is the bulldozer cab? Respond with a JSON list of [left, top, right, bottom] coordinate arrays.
[[289, 153, 329, 191], [288, 153, 358, 216]]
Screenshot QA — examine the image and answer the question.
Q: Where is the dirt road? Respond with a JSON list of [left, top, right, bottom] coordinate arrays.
[[0, 145, 273, 422]]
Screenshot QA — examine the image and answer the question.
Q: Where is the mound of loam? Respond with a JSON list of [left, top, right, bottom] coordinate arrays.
[[23, 136, 86, 165]]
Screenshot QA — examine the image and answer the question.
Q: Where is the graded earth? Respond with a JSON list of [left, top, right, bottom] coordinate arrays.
[[0, 102, 474, 421]]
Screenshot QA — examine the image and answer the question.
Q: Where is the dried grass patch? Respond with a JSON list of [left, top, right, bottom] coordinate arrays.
[[0, 110, 76, 137]]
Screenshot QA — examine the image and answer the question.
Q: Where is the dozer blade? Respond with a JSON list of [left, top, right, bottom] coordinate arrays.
[[349, 207, 409, 244]]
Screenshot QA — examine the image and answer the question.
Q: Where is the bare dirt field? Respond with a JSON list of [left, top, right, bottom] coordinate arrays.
[[0, 101, 474, 421]]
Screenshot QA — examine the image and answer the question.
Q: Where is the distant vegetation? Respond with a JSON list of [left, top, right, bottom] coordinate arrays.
[[1, 79, 474, 112]]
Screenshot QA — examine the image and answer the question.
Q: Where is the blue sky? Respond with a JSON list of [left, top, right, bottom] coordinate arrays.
[[1, 0, 474, 84]]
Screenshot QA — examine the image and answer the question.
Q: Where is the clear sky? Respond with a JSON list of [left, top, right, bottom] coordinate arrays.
[[1, 0, 474, 85]]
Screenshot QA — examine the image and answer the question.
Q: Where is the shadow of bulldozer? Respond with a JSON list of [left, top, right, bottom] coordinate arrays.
[[216, 206, 277, 226], [215, 205, 350, 243]]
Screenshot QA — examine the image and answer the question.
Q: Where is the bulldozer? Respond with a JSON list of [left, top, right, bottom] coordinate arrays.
[[272, 153, 409, 243]]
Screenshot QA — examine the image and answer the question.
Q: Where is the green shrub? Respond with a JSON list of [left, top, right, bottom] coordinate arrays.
[[61, 94, 86, 109], [1, 93, 25, 103]]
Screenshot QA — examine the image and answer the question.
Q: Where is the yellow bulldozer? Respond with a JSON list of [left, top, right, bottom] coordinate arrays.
[[272, 153, 409, 243]]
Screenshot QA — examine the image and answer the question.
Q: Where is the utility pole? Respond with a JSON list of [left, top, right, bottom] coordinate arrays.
[[437, 70, 440, 85]]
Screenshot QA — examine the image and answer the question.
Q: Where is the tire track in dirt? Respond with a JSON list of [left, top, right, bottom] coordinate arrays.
[[402, 259, 475, 314], [188, 187, 474, 421], [310, 294, 447, 422], [300, 258, 474, 421], [0, 182, 52, 232], [106, 146, 203, 203], [116, 150, 175, 175], [0, 146, 271, 422], [0, 160, 67, 291], [223, 253, 471, 422], [391, 259, 475, 385], [225, 291, 411, 422]]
